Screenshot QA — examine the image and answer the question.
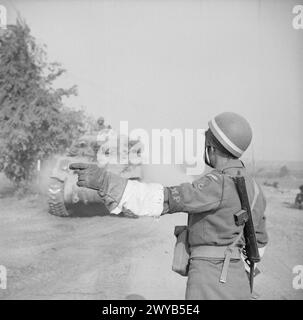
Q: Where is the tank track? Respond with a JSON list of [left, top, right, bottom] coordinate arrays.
[[48, 178, 71, 217]]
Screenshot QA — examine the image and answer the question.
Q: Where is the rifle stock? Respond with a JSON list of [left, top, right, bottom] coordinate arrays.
[[233, 174, 260, 292]]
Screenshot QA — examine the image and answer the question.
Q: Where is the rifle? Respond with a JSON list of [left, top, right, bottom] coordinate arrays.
[[233, 172, 260, 293]]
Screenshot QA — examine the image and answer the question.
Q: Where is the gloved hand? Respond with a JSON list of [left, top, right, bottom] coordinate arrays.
[[69, 162, 128, 212], [69, 163, 105, 190]]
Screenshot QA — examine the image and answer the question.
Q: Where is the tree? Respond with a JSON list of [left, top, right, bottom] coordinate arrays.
[[0, 20, 85, 186]]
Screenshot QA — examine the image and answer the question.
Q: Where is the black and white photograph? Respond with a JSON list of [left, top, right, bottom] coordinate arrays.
[[0, 0, 302, 305]]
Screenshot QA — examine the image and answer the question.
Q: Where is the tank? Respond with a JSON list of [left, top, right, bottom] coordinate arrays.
[[48, 120, 143, 217]]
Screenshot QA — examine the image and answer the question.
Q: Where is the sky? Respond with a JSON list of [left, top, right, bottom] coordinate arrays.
[[3, 0, 303, 162]]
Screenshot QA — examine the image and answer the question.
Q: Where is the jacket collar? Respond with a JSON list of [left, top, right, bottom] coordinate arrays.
[[215, 159, 244, 172]]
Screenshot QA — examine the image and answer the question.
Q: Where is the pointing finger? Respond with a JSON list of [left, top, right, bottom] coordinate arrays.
[[69, 163, 89, 170]]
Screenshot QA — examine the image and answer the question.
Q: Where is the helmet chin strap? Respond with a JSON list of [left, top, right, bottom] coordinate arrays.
[[204, 145, 215, 168]]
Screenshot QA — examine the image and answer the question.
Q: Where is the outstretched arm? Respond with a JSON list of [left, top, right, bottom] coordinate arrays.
[[69, 163, 223, 217]]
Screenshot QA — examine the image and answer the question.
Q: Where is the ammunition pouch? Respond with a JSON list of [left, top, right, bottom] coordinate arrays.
[[172, 225, 190, 277]]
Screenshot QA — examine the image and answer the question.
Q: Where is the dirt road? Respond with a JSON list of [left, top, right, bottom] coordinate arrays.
[[0, 176, 302, 300]]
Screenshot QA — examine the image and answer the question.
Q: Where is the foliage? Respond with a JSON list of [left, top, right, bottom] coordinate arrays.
[[0, 20, 85, 186]]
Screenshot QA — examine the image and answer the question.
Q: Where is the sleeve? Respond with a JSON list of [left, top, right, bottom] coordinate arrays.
[[162, 172, 224, 214]]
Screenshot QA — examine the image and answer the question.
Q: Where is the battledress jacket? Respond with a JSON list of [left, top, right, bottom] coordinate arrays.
[[163, 159, 268, 249]]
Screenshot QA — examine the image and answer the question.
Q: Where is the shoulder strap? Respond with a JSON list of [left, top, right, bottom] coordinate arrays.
[[251, 179, 259, 211], [223, 171, 259, 211]]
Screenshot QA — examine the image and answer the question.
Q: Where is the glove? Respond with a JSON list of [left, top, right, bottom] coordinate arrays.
[[69, 163, 128, 212], [69, 163, 106, 190]]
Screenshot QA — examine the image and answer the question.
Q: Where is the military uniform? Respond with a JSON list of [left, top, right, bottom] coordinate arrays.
[[163, 159, 268, 299]]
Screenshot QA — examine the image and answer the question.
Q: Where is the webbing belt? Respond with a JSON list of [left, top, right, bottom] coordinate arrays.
[[190, 245, 241, 260], [189, 231, 243, 283]]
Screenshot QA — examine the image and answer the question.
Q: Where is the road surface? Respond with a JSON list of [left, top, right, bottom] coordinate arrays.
[[0, 175, 302, 300]]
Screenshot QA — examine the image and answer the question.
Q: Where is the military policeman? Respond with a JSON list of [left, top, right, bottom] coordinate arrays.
[[295, 185, 303, 209], [70, 112, 268, 300]]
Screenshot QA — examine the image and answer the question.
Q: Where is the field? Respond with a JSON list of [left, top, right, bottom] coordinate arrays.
[[0, 172, 302, 300]]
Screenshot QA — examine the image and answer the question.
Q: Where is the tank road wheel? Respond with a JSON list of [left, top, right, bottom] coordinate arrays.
[[48, 178, 71, 217]]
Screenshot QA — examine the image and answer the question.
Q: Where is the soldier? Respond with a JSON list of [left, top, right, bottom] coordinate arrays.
[[97, 117, 106, 130], [97, 116, 112, 131], [295, 185, 303, 209], [70, 112, 268, 300]]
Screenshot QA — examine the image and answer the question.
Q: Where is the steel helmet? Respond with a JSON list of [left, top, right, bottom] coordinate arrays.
[[97, 117, 105, 126], [208, 112, 253, 158]]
